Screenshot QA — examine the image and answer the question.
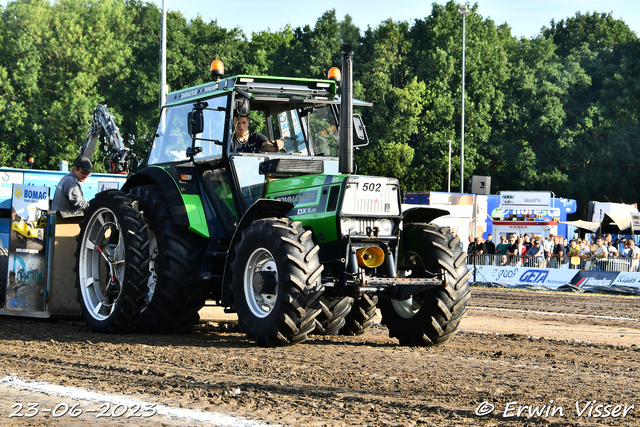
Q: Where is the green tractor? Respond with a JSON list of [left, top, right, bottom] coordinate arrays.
[[75, 46, 470, 346]]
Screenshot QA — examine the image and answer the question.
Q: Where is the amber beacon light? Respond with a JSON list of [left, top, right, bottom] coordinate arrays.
[[210, 59, 224, 81], [327, 67, 341, 84]]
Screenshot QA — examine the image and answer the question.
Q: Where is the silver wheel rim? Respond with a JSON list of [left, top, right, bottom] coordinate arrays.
[[391, 297, 423, 319], [78, 207, 125, 321], [243, 248, 278, 318], [143, 226, 157, 309], [393, 252, 423, 318]]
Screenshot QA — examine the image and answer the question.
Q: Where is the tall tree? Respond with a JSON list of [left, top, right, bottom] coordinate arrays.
[[277, 10, 341, 79], [354, 19, 417, 185], [541, 12, 640, 206], [340, 14, 360, 50], [0, 0, 132, 171]]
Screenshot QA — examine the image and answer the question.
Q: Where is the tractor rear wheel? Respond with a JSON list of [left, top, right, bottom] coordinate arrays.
[[231, 218, 324, 346], [76, 191, 151, 333], [379, 224, 470, 346], [340, 294, 378, 335], [314, 295, 354, 335], [130, 185, 208, 334]]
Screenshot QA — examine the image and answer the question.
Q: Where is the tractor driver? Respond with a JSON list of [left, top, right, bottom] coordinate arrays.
[[231, 113, 284, 153], [51, 156, 92, 211]]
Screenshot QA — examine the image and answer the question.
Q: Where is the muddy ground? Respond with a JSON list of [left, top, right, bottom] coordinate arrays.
[[0, 287, 638, 426]]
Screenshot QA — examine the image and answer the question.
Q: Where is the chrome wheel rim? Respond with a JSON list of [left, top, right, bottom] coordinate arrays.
[[391, 297, 423, 319], [78, 207, 125, 321], [243, 248, 278, 318]]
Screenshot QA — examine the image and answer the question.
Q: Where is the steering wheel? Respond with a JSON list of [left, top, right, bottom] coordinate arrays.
[[260, 141, 286, 153]]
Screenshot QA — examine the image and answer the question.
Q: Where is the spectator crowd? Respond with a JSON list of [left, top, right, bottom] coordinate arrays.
[[464, 232, 640, 272]]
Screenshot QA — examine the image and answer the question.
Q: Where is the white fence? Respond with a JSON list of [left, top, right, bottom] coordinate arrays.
[[467, 254, 638, 272]]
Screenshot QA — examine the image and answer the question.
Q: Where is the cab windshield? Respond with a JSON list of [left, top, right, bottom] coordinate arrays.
[[149, 95, 227, 165], [148, 94, 341, 163]]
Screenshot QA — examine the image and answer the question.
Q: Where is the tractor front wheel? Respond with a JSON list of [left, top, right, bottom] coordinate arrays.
[[231, 218, 324, 346], [379, 223, 470, 346]]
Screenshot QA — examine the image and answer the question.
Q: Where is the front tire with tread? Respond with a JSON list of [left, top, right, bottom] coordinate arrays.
[[340, 294, 378, 335], [231, 218, 324, 346], [314, 295, 354, 335], [379, 223, 470, 346]]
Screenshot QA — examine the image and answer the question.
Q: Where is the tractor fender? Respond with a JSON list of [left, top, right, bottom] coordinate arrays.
[[402, 206, 450, 225], [221, 198, 294, 306], [122, 167, 190, 227]]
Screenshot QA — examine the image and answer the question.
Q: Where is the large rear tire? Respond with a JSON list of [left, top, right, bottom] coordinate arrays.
[[76, 191, 151, 333], [231, 218, 324, 346], [130, 185, 208, 334], [379, 224, 470, 346], [339, 294, 378, 335], [314, 295, 354, 335]]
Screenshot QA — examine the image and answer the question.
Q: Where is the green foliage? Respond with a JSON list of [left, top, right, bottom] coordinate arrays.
[[340, 14, 360, 51], [0, 0, 638, 210], [277, 10, 341, 79]]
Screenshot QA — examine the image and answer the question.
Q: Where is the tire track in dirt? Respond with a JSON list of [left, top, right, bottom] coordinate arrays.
[[0, 288, 638, 426]]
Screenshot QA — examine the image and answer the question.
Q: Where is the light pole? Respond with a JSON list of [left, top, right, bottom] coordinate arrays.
[[457, 4, 469, 193], [448, 139, 452, 193], [159, 0, 168, 111]]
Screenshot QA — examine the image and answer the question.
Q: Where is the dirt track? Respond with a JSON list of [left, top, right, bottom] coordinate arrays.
[[0, 287, 638, 426]]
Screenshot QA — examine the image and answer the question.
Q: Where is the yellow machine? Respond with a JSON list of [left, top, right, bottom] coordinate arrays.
[[11, 220, 40, 239]]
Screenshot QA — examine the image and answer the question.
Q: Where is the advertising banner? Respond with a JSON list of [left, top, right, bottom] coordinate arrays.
[[473, 265, 521, 286], [474, 266, 579, 290], [4, 184, 50, 311], [514, 268, 579, 290], [500, 191, 551, 210], [611, 272, 640, 288], [0, 170, 24, 209], [571, 271, 620, 290]]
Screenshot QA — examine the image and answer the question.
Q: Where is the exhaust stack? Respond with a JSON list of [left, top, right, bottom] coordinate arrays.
[[339, 45, 353, 174]]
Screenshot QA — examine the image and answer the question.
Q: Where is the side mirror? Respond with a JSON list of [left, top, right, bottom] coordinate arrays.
[[353, 115, 367, 141], [235, 97, 250, 116], [188, 110, 204, 135]]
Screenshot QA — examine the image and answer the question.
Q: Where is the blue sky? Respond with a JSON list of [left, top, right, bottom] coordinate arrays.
[[148, 0, 638, 39], [0, 0, 638, 39]]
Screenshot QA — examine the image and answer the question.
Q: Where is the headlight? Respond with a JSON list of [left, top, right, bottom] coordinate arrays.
[[341, 217, 355, 236], [374, 219, 393, 236]]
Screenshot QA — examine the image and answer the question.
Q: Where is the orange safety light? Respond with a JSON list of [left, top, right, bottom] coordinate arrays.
[[327, 67, 341, 83], [210, 59, 224, 81]]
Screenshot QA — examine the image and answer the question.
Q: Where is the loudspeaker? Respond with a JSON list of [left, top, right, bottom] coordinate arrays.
[[469, 175, 491, 195]]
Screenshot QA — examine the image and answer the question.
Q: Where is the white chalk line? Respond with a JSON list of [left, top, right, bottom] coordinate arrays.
[[0, 375, 281, 427], [467, 306, 640, 322]]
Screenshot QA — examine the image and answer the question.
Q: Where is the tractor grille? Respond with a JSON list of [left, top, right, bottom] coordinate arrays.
[[351, 218, 376, 234], [341, 176, 401, 216]]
